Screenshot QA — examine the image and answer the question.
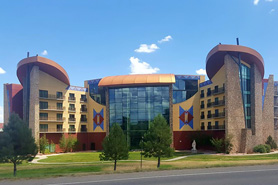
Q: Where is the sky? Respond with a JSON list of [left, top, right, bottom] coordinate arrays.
[[1, 0, 278, 122]]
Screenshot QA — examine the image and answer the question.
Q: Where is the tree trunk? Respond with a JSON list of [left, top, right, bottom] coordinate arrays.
[[114, 160, 117, 171], [157, 157, 160, 168], [13, 162, 17, 177]]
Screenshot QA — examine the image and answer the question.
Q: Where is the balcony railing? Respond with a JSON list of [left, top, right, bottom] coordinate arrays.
[[40, 128, 65, 133], [81, 118, 87, 122], [207, 125, 225, 130], [68, 107, 76, 112], [68, 128, 76, 132], [40, 106, 64, 111], [212, 112, 225, 118], [39, 94, 64, 100], [81, 128, 87, 132], [81, 107, 88, 112], [212, 100, 225, 107], [212, 87, 225, 95], [68, 117, 76, 122], [80, 98, 87, 102], [39, 117, 64, 122], [68, 97, 76, 101]]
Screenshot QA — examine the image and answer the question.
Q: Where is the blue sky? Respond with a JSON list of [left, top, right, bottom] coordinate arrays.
[[1, 0, 278, 122]]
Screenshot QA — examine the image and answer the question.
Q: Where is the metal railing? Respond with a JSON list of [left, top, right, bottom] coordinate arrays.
[[80, 98, 87, 102], [68, 128, 76, 132], [40, 106, 64, 111], [40, 128, 65, 133], [212, 100, 225, 107], [39, 117, 64, 122], [68, 97, 76, 101], [207, 125, 225, 130], [81, 128, 87, 132], [212, 87, 225, 95], [68, 117, 76, 122], [80, 118, 87, 122], [81, 107, 88, 112], [212, 112, 225, 118], [68, 107, 76, 112], [39, 94, 64, 100]]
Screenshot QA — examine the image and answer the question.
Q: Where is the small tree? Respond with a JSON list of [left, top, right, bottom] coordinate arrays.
[[142, 114, 174, 168], [59, 134, 78, 153], [0, 114, 38, 176], [224, 134, 233, 154], [39, 134, 49, 154], [99, 123, 129, 171], [266, 135, 277, 149], [210, 138, 224, 153]]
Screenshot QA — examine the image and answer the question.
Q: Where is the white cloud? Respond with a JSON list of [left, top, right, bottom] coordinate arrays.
[[134, 44, 159, 53], [0, 106, 3, 123], [129, 57, 160, 74], [254, 0, 260, 5], [0, 67, 6, 74], [196, 68, 206, 75], [41, 50, 48, 56], [158, 35, 173, 43], [269, 9, 275, 13]]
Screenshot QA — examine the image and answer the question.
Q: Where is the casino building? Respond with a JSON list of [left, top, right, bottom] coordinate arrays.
[[3, 44, 278, 153]]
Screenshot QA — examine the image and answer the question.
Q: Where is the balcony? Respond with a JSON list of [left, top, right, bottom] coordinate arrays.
[[81, 128, 87, 132], [212, 87, 225, 95], [212, 100, 225, 107], [68, 117, 76, 122], [81, 107, 88, 112], [68, 97, 76, 102], [80, 97, 87, 102], [80, 118, 87, 123], [212, 112, 225, 118], [207, 125, 225, 130], [40, 106, 64, 112], [68, 128, 76, 133], [39, 117, 64, 122], [68, 107, 76, 112], [39, 94, 64, 100], [40, 128, 65, 133]]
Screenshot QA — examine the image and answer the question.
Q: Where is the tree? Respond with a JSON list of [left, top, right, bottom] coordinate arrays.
[[99, 123, 129, 171], [39, 134, 49, 154], [0, 114, 38, 176], [59, 134, 78, 153], [142, 114, 174, 168]]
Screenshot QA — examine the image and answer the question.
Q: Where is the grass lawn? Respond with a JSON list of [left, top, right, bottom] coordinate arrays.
[[39, 151, 194, 163], [2, 152, 278, 180]]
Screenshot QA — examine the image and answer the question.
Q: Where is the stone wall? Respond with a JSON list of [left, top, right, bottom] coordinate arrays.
[[29, 66, 40, 142], [169, 84, 174, 147], [224, 54, 246, 153]]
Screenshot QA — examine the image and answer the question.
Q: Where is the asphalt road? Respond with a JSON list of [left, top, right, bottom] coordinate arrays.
[[1, 164, 278, 185]]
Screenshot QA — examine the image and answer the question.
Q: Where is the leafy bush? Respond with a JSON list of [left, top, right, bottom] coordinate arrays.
[[59, 134, 78, 153], [39, 134, 49, 154], [210, 138, 224, 153], [253, 144, 271, 153], [224, 134, 233, 154], [265, 135, 277, 149]]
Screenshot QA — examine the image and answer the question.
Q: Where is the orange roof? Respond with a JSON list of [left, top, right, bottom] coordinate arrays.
[[17, 56, 70, 85], [98, 74, 176, 87]]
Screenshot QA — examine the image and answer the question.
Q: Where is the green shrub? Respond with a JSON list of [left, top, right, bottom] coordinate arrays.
[[210, 138, 224, 153], [224, 134, 233, 154], [265, 144, 271, 153], [59, 134, 79, 153], [253, 144, 271, 153], [265, 135, 277, 149], [39, 134, 49, 154]]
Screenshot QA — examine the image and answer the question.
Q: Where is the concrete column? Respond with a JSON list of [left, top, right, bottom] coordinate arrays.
[[169, 84, 174, 147], [224, 54, 245, 153], [29, 66, 40, 142]]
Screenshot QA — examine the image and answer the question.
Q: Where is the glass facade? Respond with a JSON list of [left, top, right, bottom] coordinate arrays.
[[109, 86, 170, 149], [88, 79, 106, 105], [240, 64, 251, 128], [173, 76, 198, 104]]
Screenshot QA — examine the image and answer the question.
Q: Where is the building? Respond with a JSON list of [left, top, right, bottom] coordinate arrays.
[[3, 44, 277, 153], [0, 123, 3, 132]]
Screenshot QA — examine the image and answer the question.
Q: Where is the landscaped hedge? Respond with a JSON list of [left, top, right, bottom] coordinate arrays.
[[253, 144, 271, 153]]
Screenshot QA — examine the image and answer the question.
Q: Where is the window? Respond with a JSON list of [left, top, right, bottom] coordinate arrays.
[[69, 125, 75, 131], [215, 109, 219, 117], [57, 103, 63, 110], [81, 115, 87, 122], [57, 113, 63, 120], [69, 114, 75, 121], [39, 101, 48, 109], [81, 105, 87, 112], [214, 85, 218, 93], [207, 110, 211, 118], [88, 79, 106, 105], [200, 90, 204, 98], [201, 122, 205, 130], [214, 97, 219, 105], [201, 101, 204, 109], [207, 99, 211, 108], [57, 124, 63, 131], [40, 113, 48, 120], [69, 104, 75, 111], [207, 122, 211, 130], [215, 121, 219, 129], [173, 76, 198, 103], [40, 124, 48, 132], [81, 125, 87, 132], [56, 92, 63, 99], [39, 90, 48, 98], [69, 93, 75, 101], [81, 94, 87, 101], [207, 88, 211, 96], [201, 112, 205, 119]]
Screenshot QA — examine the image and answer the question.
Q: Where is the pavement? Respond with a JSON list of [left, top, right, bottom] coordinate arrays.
[[1, 164, 278, 185]]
